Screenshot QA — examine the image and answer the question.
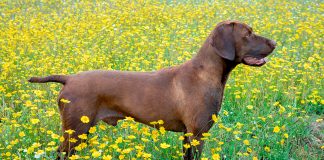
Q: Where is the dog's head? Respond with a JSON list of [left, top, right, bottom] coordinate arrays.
[[210, 20, 276, 66]]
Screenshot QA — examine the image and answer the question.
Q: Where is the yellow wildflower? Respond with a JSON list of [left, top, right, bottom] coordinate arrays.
[[264, 146, 270, 152], [60, 98, 71, 103], [80, 116, 90, 123], [273, 126, 280, 133], [191, 139, 200, 146], [160, 143, 171, 149]]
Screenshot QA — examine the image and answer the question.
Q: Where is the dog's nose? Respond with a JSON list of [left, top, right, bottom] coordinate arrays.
[[268, 40, 276, 48]]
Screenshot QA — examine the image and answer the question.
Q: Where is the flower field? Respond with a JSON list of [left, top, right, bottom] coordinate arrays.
[[0, 0, 323, 159]]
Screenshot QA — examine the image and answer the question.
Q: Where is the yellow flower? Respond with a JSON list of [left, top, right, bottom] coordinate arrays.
[[19, 131, 25, 137], [159, 126, 166, 134], [253, 156, 258, 160], [89, 126, 96, 133], [284, 133, 289, 138], [119, 155, 125, 159], [80, 116, 90, 123], [30, 118, 40, 124], [246, 105, 253, 110], [183, 143, 191, 149], [5, 152, 11, 156], [178, 136, 185, 140], [142, 153, 152, 158], [157, 119, 164, 125], [141, 138, 149, 142], [92, 150, 101, 158], [69, 155, 80, 160], [69, 138, 77, 143], [59, 136, 65, 142], [102, 155, 113, 160], [264, 146, 271, 152], [212, 114, 218, 122], [51, 134, 59, 139], [48, 141, 56, 146], [125, 116, 134, 121], [212, 153, 220, 160], [78, 134, 87, 140], [65, 129, 75, 135], [160, 143, 170, 149], [190, 139, 200, 146], [273, 126, 280, 133], [184, 133, 193, 137], [202, 132, 211, 137], [243, 139, 250, 145], [316, 118, 323, 123], [60, 98, 71, 103], [99, 124, 107, 130], [75, 143, 87, 151]]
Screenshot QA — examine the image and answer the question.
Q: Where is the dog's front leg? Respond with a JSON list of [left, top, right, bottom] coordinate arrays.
[[182, 132, 204, 160], [183, 136, 192, 160]]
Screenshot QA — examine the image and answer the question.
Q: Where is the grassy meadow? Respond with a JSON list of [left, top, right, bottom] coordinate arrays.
[[0, 0, 323, 159]]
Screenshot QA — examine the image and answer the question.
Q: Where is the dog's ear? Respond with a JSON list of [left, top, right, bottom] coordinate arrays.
[[210, 22, 235, 61]]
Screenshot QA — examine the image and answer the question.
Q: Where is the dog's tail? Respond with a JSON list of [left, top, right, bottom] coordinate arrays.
[[28, 75, 69, 85]]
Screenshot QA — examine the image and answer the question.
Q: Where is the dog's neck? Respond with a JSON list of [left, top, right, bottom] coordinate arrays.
[[192, 42, 238, 86]]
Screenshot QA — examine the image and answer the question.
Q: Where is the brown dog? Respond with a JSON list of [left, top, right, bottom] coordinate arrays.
[[29, 20, 276, 159]]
